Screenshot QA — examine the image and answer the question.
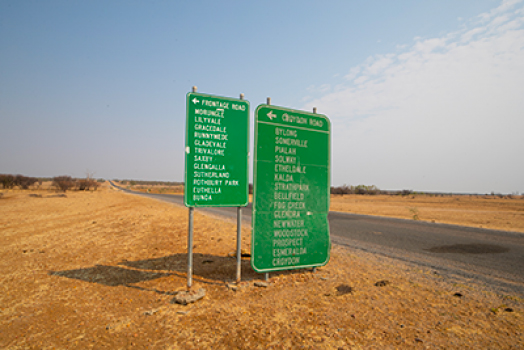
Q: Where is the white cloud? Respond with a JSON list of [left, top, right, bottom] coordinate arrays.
[[461, 27, 486, 42], [305, 1, 524, 193], [306, 83, 331, 94], [479, 0, 522, 22], [364, 54, 394, 75], [344, 66, 361, 81]]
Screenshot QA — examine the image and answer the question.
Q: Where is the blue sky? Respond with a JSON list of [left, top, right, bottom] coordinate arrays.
[[1, 0, 523, 194]]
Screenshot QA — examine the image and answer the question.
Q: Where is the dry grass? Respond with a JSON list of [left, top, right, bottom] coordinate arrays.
[[330, 194, 524, 233], [1, 187, 522, 349]]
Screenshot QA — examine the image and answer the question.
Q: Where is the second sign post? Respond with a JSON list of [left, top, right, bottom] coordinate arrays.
[[252, 104, 331, 273]]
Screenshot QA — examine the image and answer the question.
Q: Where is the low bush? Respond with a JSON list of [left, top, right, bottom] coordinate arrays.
[[0, 174, 15, 189], [53, 176, 74, 192], [15, 175, 38, 189], [115, 179, 184, 187], [330, 184, 381, 195], [76, 179, 98, 191], [1, 174, 38, 189]]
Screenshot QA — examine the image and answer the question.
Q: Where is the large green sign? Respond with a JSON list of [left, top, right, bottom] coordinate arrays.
[[185, 92, 249, 207], [252, 105, 331, 272]]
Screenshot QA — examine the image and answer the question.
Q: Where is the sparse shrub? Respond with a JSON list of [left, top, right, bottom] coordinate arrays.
[[408, 207, 420, 220], [354, 185, 379, 195], [79, 178, 98, 191], [354, 185, 366, 195], [14, 175, 38, 189], [76, 179, 91, 191], [330, 184, 352, 195], [0, 174, 38, 189], [330, 185, 343, 195], [77, 171, 98, 191], [330, 184, 380, 195], [113, 179, 184, 188], [0, 174, 15, 189], [53, 176, 74, 192]]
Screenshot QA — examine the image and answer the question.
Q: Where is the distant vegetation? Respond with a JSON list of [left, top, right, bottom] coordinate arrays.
[[0, 173, 102, 192], [330, 184, 449, 196], [330, 184, 522, 198], [52, 175, 100, 192], [116, 179, 183, 187], [330, 184, 434, 196], [113, 179, 184, 195], [330, 184, 382, 195], [112, 179, 521, 198], [0, 174, 39, 189]]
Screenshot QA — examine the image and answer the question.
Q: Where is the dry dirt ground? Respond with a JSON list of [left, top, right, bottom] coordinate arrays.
[[330, 194, 524, 234], [1, 186, 523, 349]]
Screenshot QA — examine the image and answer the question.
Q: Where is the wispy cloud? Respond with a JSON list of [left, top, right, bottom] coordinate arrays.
[[305, 0, 524, 193]]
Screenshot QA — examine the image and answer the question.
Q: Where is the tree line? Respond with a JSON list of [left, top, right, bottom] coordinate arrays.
[[52, 176, 99, 192], [117, 179, 183, 187], [330, 185, 419, 196], [0, 174, 100, 192], [0, 174, 39, 189], [330, 184, 382, 195]]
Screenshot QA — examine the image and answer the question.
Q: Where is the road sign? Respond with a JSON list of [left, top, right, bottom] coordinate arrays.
[[185, 92, 249, 207], [252, 105, 331, 272]]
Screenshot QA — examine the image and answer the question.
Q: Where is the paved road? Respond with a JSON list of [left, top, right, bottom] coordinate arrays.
[[111, 182, 524, 296]]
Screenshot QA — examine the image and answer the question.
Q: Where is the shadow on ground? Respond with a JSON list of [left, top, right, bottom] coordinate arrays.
[[118, 253, 312, 282], [50, 253, 312, 293], [49, 265, 172, 287], [119, 253, 261, 282]]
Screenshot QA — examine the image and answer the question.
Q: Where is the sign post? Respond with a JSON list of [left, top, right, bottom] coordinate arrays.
[[184, 88, 249, 288], [252, 104, 331, 273]]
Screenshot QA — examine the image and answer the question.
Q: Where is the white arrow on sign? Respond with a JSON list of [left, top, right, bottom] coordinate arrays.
[[192, 98, 200, 104], [267, 111, 276, 120]]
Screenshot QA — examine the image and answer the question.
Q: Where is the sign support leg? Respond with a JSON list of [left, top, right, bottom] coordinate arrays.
[[236, 92, 245, 285], [312, 106, 318, 276], [187, 207, 194, 290], [236, 207, 242, 283], [264, 95, 271, 285]]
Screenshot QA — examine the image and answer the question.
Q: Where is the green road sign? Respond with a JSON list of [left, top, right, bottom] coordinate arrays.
[[185, 92, 249, 207], [252, 105, 331, 272]]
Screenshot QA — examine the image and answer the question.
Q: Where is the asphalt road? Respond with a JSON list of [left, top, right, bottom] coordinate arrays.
[[111, 183, 524, 296]]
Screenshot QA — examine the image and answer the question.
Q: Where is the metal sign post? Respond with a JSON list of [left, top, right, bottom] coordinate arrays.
[[187, 86, 198, 290], [184, 87, 250, 289], [187, 206, 194, 289], [236, 207, 242, 283], [236, 93, 245, 284], [251, 102, 331, 273]]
